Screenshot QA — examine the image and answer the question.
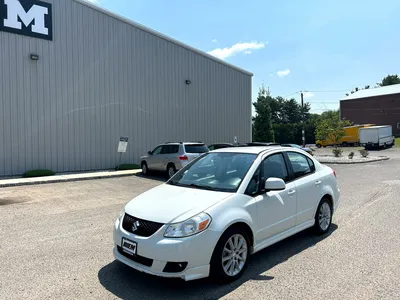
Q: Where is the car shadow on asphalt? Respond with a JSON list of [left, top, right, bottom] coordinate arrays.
[[134, 173, 167, 183], [98, 224, 338, 300]]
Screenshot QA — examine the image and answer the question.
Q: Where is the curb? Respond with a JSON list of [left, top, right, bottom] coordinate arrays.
[[315, 156, 390, 165], [0, 170, 142, 188]]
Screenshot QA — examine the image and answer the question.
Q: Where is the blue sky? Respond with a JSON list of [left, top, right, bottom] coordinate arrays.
[[87, 0, 400, 113]]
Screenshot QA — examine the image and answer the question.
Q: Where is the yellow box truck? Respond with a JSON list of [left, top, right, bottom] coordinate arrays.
[[316, 124, 375, 148]]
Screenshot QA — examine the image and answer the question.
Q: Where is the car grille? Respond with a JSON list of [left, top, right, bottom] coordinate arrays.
[[122, 213, 164, 237], [117, 246, 153, 267]]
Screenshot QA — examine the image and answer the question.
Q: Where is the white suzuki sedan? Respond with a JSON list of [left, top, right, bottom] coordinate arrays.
[[113, 146, 340, 282]]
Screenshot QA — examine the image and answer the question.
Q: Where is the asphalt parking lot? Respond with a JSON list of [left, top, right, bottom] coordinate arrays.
[[1, 148, 400, 300]]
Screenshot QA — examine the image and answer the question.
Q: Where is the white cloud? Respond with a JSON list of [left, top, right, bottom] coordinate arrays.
[[277, 69, 291, 77], [212, 39, 218, 43], [207, 41, 266, 60], [303, 91, 314, 99]]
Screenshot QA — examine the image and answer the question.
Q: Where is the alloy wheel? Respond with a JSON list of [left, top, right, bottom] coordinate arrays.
[[168, 166, 175, 178], [318, 202, 331, 231], [222, 234, 248, 277], [142, 163, 147, 174]]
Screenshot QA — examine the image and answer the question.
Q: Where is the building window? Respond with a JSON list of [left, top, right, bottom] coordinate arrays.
[[397, 122, 400, 129]]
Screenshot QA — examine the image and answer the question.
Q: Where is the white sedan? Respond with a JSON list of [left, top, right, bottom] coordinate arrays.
[[113, 146, 340, 282]]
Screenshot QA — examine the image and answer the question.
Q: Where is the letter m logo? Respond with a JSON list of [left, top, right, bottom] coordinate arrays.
[[0, 0, 53, 40]]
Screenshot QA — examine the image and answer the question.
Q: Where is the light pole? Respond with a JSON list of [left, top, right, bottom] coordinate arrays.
[[301, 92, 305, 147]]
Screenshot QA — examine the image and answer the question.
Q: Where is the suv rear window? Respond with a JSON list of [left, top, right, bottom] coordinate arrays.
[[184, 144, 209, 153]]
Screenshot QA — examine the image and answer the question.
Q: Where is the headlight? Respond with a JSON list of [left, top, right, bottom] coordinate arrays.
[[164, 212, 212, 238]]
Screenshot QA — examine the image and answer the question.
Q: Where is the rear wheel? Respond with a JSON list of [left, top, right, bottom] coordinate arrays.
[[314, 199, 332, 235], [210, 226, 250, 283], [167, 164, 176, 179], [316, 144, 322, 148]]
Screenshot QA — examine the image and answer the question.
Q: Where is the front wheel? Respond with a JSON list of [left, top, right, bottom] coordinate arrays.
[[314, 199, 333, 235], [141, 162, 148, 175], [210, 227, 250, 282]]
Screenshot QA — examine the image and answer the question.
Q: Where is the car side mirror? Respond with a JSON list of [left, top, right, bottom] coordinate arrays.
[[148, 151, 152, 155], [264, 177, 286, 192]]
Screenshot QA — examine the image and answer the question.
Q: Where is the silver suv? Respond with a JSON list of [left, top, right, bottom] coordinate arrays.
[[140, 142, 209, 178]]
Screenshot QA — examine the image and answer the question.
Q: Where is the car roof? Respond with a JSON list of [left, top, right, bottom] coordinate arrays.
[[212, 146, 284, 155], [163, 142, 205, 145]]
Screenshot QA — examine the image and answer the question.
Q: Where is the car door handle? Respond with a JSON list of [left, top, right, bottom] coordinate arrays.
[[315, 180, 322, 185], [288, 190, 296, 195]]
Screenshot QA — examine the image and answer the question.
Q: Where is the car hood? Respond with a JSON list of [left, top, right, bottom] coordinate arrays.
[[124, 183, 233, 224]]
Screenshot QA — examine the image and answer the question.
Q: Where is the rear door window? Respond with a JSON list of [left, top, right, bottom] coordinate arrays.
[[286, 152, 314, 178], [161, 145, 179, 154], [185, 144, 209, 153], [160, 145, 171, 154], [170, 145, 179, 153]]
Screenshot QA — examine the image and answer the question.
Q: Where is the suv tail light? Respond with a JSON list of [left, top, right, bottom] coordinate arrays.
[[333, 170, 337, 178], [178, 155, 188, 161]]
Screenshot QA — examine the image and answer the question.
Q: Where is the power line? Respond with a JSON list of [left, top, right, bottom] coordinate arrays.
[[283, 91, 300, 98]]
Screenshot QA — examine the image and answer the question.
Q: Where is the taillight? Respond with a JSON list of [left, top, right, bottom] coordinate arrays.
[[178, 155, 188, 161], [333, 170, 337, 178]]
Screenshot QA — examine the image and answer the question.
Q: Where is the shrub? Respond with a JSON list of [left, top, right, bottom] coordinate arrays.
[[359, 149, 369, 158], [332, 148, 343, 157], [116, 164, 140, 171], [348, 152, 355, 159], [23, 169, 55, 178]]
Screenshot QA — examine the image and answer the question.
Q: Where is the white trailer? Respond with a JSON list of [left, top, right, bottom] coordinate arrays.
[[359, 125, 394, 149]]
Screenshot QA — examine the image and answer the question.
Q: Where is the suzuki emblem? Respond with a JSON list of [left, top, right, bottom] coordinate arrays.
[[131, 220, 140, 232]]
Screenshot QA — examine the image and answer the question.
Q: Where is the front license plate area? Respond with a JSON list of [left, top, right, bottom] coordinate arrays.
[[122, 238, 137, 256]]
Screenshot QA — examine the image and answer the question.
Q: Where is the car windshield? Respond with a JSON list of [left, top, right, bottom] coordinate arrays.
[[168, 152, 257, 192]]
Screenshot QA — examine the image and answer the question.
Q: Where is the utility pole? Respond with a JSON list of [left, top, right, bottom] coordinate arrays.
[[301, 92, 305, 147]]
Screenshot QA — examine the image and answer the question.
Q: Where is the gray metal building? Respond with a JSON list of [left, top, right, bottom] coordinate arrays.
[[0, 0, 252, 176]]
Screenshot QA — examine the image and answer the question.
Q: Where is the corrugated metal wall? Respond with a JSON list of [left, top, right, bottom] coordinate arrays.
[[0, 0, 252, 176]]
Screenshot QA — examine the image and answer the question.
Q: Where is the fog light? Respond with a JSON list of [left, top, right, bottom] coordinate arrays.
[[163, 262, 188, 273]]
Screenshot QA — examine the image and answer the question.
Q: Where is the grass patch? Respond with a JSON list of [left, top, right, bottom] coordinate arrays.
[[116, 164, 140, 170], [395, 137, 400, 147], [23, 169, 55, 178]]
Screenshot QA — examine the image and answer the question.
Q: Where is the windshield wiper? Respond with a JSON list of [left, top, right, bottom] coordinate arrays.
[[188, 184, 219, 191]]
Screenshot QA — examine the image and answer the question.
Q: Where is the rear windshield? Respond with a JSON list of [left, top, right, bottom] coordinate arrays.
[[184, 144, 209, 153]]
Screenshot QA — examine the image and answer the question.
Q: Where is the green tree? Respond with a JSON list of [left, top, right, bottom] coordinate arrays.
[[378, 74, 400, 86], [252, 87, 275, 142], [268, 96, 285, 124], [315, 110, 351, 150], [282, 98, 301, 123]]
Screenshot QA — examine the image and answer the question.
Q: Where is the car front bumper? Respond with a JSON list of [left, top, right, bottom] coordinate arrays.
[[113, 216, 220, 281]]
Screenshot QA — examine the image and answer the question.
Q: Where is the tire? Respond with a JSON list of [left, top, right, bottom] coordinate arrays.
[[314, 198, 333, 235], [141, 162, 148, 175], [210, 226, 250, 283], [316, 144, 322, 148], [166, 164, 176, 179]]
